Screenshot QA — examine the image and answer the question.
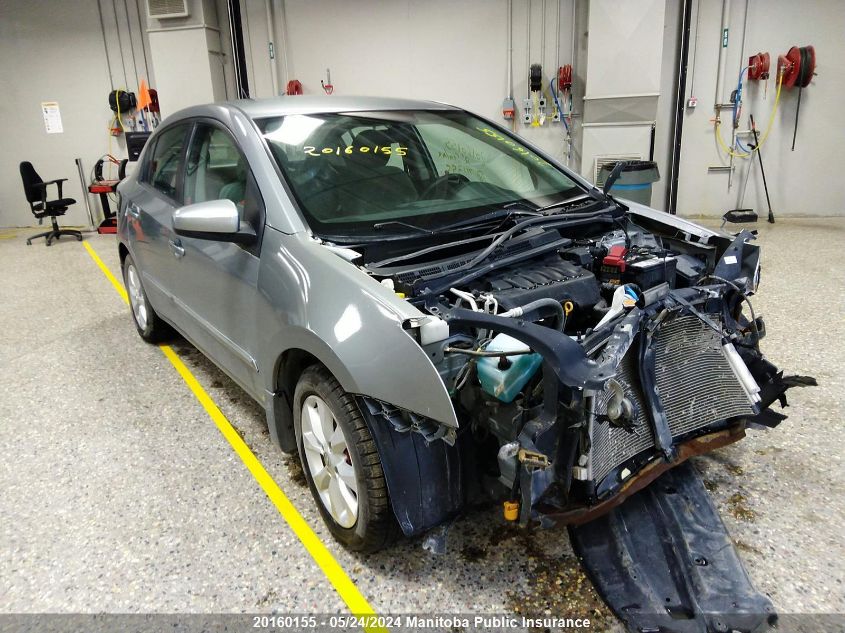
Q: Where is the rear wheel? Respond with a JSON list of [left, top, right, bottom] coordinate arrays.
[[122, 254, 173, 343], [293, 365, 397, 552]]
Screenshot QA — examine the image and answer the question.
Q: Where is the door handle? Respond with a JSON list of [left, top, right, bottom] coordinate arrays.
[[126, 202, 141, 218], [169, 238, 185, 258]]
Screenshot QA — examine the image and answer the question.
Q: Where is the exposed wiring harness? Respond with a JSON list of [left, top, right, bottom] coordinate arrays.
[[701, 274, 761, 350]]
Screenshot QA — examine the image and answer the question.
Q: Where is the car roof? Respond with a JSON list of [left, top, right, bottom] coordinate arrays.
[[162, 96, 462, 127], [230, 95, 460, 119]]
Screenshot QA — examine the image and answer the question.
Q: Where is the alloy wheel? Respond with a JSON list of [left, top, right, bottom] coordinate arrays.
[[125, 264, 148, 330], [300, 394, 359, 528]]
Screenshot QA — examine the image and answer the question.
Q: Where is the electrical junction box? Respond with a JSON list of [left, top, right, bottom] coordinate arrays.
[[522, 99, 533, 124], [502, 98, 515, 120], [687, 96, 698, 108]]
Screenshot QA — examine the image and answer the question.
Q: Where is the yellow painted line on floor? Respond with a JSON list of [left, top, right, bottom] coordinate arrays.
[[83, 241, 385, 630], [84, 242, 129, 304]]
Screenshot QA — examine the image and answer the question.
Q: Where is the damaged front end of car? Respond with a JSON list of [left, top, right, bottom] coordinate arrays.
[[352, 204, 814, 631], [365, 210, 810, 527], [433, 235, 802, 529]]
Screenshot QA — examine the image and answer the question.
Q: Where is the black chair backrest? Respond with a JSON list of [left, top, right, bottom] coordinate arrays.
[[20, 161, 44, 205]]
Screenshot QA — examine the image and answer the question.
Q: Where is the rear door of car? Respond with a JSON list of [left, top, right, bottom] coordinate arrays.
[[170, 120, 266, 396], [126, 122, 192, 326]]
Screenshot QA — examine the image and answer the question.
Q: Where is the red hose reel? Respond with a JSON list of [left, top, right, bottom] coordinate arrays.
[[286, 79, 303, 95], [557, 64, 572, 91], [747, 52, 770, 80], [777, 45, 815, 88]]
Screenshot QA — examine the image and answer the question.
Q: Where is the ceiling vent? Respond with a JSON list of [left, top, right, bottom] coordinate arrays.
[[147, 0, 189, 19]]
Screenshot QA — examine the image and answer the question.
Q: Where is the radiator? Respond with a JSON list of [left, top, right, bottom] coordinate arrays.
[[591, 352, 654, 485], [589, 314, 754, 488], [653, 315, 755, 438]]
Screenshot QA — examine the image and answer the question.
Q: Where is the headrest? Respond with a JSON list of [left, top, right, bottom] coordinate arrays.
[[348, 129, 395, 168]]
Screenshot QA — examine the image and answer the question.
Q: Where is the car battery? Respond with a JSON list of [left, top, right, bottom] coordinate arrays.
[[600, 245, 627, 285], [600, 246, 677, 289], [626, 253, 677, 289]]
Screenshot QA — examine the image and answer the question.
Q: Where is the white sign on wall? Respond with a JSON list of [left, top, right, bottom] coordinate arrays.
[[41, 101, 63, 134]]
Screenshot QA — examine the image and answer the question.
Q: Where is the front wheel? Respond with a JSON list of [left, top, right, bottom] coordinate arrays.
[[293, 365, 397, 552], [121, 254, 173, 343]]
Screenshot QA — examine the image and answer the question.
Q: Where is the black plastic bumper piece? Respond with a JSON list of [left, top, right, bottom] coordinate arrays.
[[570, 462, 775, 633], [358, 397, 465, 537]]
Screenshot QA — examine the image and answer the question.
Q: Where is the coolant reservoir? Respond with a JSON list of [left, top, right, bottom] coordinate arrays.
[[477, 334, 543, 403]]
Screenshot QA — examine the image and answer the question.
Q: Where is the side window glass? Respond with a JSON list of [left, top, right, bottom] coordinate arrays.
[[149, 125, 188, 200], [184, 123, 265, 235]]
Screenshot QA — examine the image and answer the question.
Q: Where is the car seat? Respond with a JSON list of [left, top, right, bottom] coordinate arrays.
[[338, 129, 417, 216]]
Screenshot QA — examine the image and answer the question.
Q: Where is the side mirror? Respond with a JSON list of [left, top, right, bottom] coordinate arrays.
[[172, 199, 256, 244]]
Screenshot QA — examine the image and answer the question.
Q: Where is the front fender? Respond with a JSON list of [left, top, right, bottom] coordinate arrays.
[[256, 229, 458, 429]]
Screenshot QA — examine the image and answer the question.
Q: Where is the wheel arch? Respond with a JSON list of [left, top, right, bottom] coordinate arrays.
[[265, 338, 358, 454], [268, 348, 467, 538]]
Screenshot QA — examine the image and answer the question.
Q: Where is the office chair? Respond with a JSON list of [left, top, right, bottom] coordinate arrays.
[[19, 161, 83, 246]]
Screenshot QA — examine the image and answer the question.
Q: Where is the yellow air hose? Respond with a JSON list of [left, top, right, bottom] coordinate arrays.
[[715, 70, 784, 158]]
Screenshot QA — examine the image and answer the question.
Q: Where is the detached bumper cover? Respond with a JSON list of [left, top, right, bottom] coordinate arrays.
[[570, 462, 776, 633]]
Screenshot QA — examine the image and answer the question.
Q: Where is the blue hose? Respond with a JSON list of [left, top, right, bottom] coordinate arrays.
[[734, 66, 754, 152], [550, 78, 570, 133]]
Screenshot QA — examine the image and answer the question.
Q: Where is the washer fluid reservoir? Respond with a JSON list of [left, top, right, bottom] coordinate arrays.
[[477, 334, 543, 403]]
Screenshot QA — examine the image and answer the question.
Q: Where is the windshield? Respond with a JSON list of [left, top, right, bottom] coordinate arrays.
[[258, 110, 583, 236]]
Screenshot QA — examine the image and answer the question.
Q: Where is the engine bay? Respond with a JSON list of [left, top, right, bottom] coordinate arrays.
[[341, 203, 809, 530]]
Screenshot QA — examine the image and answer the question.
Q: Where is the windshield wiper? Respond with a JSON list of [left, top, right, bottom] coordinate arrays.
[[363, 194, 604, 240], [367, 202, 617, 270], [372, 220, 433, 234], [372, 207, 539, 237], [418, 209, 620, 296], [536, 193, 594, 213], [433, 206, 543, 233], [429, 207, 620, 279]]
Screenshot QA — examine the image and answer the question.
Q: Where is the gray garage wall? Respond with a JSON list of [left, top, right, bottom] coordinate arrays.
[[674, 0, 844, 216], [240, 0, 586, 175], [242, 0, 843, 217], [2, 0, 842, 228], [0, 0, 154, 228]]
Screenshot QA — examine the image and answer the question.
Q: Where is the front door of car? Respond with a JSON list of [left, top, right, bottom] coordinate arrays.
[[170, 121, 265, 396], [127, 123, 191, 326]]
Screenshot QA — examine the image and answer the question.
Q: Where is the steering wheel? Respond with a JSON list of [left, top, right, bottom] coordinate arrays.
[[419, 173, 470, 200]]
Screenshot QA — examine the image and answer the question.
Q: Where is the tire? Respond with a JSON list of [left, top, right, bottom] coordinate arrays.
[[293, 365, 397, 553], [121, 254, 173, 343]]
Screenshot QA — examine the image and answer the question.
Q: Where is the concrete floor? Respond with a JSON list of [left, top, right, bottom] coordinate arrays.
[[1, 219, 843, 628]]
